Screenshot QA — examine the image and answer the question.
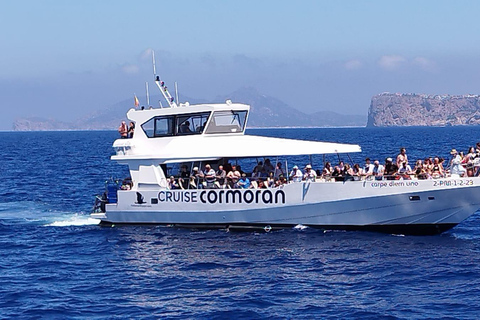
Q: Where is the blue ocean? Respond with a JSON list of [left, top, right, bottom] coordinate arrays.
[[2, 127, 480, 319]]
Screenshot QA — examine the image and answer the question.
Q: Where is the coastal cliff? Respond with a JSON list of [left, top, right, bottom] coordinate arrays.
[[367, 93, 480, 127]]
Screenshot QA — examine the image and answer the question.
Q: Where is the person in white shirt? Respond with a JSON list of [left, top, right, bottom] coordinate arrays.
[[450, 149, 466, 177], [398, 162, 413, 179], [363, 158, 375, 177], [372, 160, 384, 180], [303, 164, 317, 182], [289, 165, 303, 182]]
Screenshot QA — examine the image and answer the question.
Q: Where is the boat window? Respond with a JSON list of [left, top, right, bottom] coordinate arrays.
[[205, 110, 248, 134], [177, 112, 211, 135], [141, 112, 211, 138], [141, 116, 175, 138]]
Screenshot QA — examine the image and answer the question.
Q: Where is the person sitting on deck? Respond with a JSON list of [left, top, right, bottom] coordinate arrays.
[[289, 165, 303, 182], [372, 160, 384, 181], [204, 164, 216, 188], [363, 158, 374, 178], [190, 167, 204, 189], [179, 120, 192, 134], [384, 158, 398, 180], [322, 162, 333, 179], [168, 176, 181, 189], [215, 165, 227, 188], [257, 178, 267, 189], [398, 162, 413, 180], [303, 164, 317, 182], [431, 157, 444, 178], [267, 172, 276, 188], [226, 165, 241, 188], [237, 173, 251, 189]]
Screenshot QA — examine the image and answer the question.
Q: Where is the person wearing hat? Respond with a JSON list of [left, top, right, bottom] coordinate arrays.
[[289, 165, 303, 182], [450, 148, 466, 177], [190, 166, 204, 189], [372, 160, 385, 181], [303, 164, 317, 182]]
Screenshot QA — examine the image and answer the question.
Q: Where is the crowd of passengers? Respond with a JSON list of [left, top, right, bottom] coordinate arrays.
[[166, 145, 480, 190]]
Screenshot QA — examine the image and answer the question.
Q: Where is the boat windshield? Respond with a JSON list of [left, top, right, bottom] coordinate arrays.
[[141, 112, 211, 138], [205, 110, 248, 134]]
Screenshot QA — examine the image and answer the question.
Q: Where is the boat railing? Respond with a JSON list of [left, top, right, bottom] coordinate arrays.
[[165, 171, 474, 190]]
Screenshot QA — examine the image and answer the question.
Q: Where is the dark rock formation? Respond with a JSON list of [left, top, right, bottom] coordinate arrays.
[[367, 93, 480, 127]]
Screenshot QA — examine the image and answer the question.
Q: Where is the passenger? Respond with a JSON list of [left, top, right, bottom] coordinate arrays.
[[332, 166, 343, 182], [237, 173, 251, 189], [168, 176, 180, 189], [384, 158, 398, 180], [343, 163, 355, 181], [396, 147, 408, 168], [464, 147, 477, 177], [264, 159, 275, 175], [276, 175, 287, 187], [414, 160, 429, 180], [128, 122, 135, 138], [190, 166, 204, 189], [303, 164, 317, 182], [252, 161, 265, 178], [353, 163, 363, 180], [118, 121, 128, 138], [179, 120, 192, 133], [431, 157, 444, 178], [338, 161, 345, 172], [423, 158, 433, 175], [215, 165, 227, 187], [267, 172, 276, 188], [274, 162, 285, 178], [450, 149, 466, 177], [236, 165, 245, 176], [289, 165, 303, 182], [372, 160, 384, 180], [257, 178, 267, 189], [226, 165, 241, 188], [322, 162, 333, 178], [204, 164, 216, 188], [196, 121, 207, 133], [363, 158, 374, 177], [179, 165, 190, 189], [398, 162, 413, 180]]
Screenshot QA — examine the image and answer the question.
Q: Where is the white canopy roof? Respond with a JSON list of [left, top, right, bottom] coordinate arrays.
[[113, 134, 361, 163]]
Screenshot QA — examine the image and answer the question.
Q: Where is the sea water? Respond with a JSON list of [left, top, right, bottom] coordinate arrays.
[[1, 127, 480, 319]]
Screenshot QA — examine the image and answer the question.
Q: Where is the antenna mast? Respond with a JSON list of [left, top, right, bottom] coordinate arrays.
[[151, 50, 177, 108]]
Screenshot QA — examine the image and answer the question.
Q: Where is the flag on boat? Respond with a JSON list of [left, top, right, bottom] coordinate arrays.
[[134, 94, 140, 108]]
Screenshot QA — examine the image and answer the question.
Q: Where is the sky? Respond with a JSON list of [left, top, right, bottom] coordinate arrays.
[[1, 0, 480, 130]]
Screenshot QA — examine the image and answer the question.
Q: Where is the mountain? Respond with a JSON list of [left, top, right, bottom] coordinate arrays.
[[367, 93, 480, 127], [12, 88, 366, 131]]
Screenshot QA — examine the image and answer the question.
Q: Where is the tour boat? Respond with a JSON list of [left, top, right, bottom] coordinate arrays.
[[91, 74, 480, 235]]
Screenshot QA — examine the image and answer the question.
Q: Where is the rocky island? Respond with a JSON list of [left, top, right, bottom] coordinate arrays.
[[367, 93, 480, 127]]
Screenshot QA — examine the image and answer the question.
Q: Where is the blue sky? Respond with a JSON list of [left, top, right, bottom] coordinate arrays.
[[1, 0, 480, 130]]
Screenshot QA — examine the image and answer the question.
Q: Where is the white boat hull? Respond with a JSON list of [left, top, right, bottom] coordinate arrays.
[[91, 177, 480, 235]]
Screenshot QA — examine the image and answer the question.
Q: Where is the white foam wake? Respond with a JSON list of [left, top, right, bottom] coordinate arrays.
[[45, 216, 101, 227]]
